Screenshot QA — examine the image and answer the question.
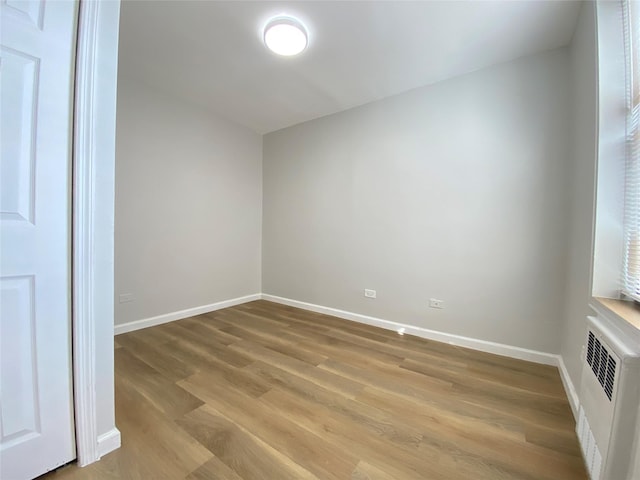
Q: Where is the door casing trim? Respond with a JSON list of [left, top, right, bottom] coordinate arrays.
[[73, 0, 121, 466]]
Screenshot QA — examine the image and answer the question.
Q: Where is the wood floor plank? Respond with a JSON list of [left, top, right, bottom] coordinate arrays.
[[210, 307, 292, 330], [524, 424, 584, 457], [401, 355, 566, 398], [373, 377, 561, 438], [170, 322, 253, 368], [449, 382, 575, 430], [246, 361, 424, 448], [120, 323, 177, 347], [401, 357, 573, 414], [43, 300, 586, 480], [356, 385, 526, 443], [319, 357, 453, 403], [351, 461, 399, 480], [177, 405, 321, 480], [176, 316, 244, 346], [185, 456, 243, 480], [465, 360, 567, 398], [179, 375, 359, 480], [160, 339, 272, 398], [115, 333, 197, 382], [282, 328, 407, 366], [214, 321, 329, 366], [258, 387, 448, 480], [115, 348, 204, 419], [230, 339, 366, 398]]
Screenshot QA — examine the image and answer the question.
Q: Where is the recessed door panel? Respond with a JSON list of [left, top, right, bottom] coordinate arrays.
[[2, 0, 44, 29], [0, 47, 38, 223], [0, 276, 40, 444]]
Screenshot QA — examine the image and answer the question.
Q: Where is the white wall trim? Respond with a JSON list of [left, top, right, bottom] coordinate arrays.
[[114, 294, 262, 335], [97, 428, 121, 458], [115, 293, 583, 414], [116, 292, 572, 388], [73, 0, 121, 467], [262, 294, 559, 366], [73, 0, 101, 466], [558, 355, 580, 420], [115, 293, 580, 418]]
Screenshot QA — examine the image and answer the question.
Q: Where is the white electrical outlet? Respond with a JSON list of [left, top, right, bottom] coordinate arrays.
[[429, 298, 444, 309], [119, 293, 134, 304], [364, 289, 377, 299]]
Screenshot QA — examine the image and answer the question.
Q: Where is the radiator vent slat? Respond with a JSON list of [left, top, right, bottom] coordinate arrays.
[[598, 346, 608, 386], [592, 338, 602, 376], [585, 330, 616, 402], [587, 331, 595, 365], [605, 356, 616, 401]]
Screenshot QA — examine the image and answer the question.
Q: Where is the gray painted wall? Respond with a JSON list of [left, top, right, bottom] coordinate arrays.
[[115, 78, 262, 326], [263, 49, 571, 353]]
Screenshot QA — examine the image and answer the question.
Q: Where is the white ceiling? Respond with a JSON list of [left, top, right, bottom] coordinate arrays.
[[118, 0, 582, 134]]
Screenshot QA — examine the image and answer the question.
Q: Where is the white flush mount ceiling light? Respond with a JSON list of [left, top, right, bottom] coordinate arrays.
[[263, 15, 308, 56]]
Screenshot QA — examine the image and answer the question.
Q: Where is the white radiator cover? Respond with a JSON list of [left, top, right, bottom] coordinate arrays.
[[577, 316, 640, 480]]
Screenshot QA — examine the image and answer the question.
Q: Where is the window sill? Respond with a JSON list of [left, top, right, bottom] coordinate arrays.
[[593, 297, 640, 334]]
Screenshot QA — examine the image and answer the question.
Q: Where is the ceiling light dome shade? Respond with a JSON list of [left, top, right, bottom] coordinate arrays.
[[264, 16, 308, 56]]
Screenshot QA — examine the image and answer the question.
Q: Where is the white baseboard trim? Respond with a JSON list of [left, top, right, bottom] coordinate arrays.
[[557, 356, 580, 421], [96, 428, 121, 459], [261, 294, 558, 366], [113, 293, 579, 416], [114, 294, 261, 335]]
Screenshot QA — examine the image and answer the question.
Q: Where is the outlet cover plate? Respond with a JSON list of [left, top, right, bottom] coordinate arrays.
[[119, 293, 134, 304], [429, 298, 444, 309]]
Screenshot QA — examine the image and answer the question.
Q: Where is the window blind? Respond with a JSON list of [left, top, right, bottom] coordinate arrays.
[[622, 0, 640, 301]]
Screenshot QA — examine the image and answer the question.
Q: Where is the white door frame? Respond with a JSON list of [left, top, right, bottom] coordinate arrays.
[[73, 0, 121, 467]]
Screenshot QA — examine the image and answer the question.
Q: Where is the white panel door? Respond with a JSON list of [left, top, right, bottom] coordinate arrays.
[[0, 1, 77, 478]]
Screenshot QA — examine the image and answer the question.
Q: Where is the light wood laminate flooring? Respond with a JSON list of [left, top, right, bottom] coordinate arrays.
[[45, 300, 587, 479]]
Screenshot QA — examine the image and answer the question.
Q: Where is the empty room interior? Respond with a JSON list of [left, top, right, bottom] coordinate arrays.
[[5, 0, 640, 479]]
